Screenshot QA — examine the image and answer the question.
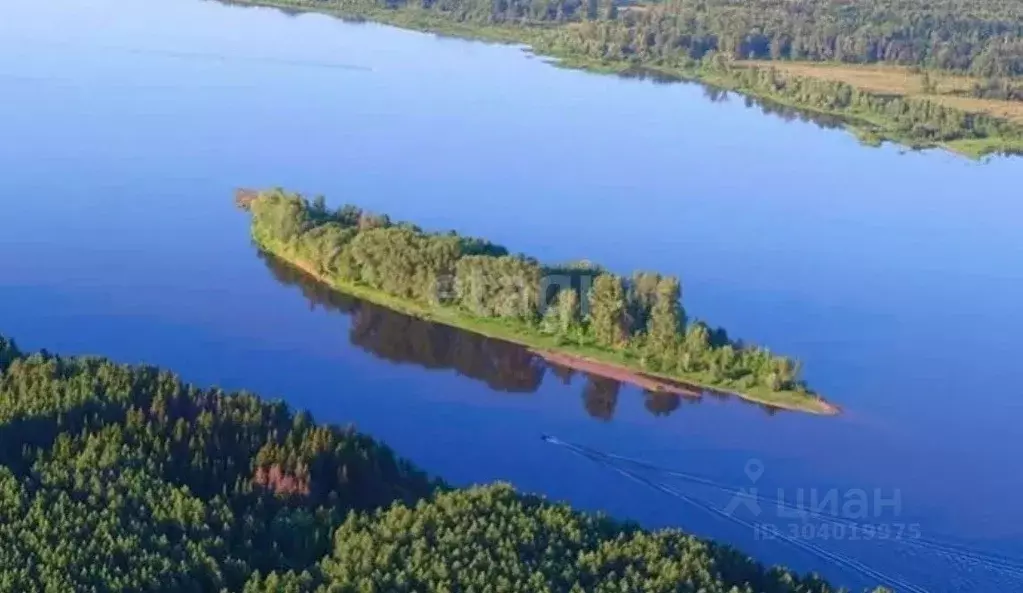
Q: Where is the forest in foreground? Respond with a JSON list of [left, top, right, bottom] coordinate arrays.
[[246, 190, 835, 413], [0, 334, 878, 591], [224, 0, 1023, 156]]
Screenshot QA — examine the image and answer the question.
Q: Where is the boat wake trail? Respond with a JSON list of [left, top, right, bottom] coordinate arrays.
[[543, 435, 1023, 593]]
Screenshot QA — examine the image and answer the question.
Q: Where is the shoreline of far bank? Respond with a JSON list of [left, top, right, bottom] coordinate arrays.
[[222, 0, 1023, 159], [240, 191, 838, 417]]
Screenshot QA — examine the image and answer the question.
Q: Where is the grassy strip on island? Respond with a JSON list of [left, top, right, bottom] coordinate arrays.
[[0, 335, 876, 591], [239, 188, 837, 415], [221, 0, 1023, 158]]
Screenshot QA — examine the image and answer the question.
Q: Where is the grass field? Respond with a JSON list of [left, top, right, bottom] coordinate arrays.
[[744, 61, 1023, 126]]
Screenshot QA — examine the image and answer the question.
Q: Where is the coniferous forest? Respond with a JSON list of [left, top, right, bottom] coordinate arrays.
[[223, 0, 1023, 155], [245, 190, 835, 414], [0, 334, 882, 591]]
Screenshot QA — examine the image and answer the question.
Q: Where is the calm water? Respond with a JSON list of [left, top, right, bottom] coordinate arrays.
[[3, 0, 1023, 590]]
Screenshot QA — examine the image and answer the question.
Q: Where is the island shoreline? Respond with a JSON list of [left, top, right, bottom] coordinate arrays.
[[242, 198, 839, 416]]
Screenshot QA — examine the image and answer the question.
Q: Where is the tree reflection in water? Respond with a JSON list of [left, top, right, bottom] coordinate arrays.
[[258, 250, 777, 420]]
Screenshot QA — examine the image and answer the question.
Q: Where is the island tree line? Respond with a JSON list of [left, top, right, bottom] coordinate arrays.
[[261, 249, 725, 420], [250, 190, 809, 396]]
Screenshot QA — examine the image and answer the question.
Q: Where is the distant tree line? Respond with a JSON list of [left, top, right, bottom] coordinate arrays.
[[252, 191, 813, 397], [972, 77, 1023, 101], [232, 0, 1023, 147], [721, 65, 1022, 142], [252, 0, 1023, 76], [0, 337, 879, 591]]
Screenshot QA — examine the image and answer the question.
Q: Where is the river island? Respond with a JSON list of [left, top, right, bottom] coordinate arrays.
[[239, 188, 838, 415]]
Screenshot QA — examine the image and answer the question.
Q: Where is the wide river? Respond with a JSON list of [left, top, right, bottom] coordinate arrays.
[[3, 0, 1022, 590]]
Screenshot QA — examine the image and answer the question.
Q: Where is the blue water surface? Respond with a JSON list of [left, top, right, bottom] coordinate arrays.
[[2, 0, 1022, 590]]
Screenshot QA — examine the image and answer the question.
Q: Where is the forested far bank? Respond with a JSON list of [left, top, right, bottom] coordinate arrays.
[[223, 0, 1023, 156], [0, 335, 880, 591], [245, 189, 837, 414], [227, 0, 1023, 74]]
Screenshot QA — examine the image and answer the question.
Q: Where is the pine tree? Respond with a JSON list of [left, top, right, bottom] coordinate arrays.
[[556, 288, 579, 334], [627, 272, 661, 333], [645, 276, 682, 369], [541, 288, 579, 336], [587, 275, 627, 348]]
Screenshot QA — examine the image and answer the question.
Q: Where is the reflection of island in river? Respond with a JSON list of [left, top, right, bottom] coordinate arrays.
[[258, 250, 783, 420]]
